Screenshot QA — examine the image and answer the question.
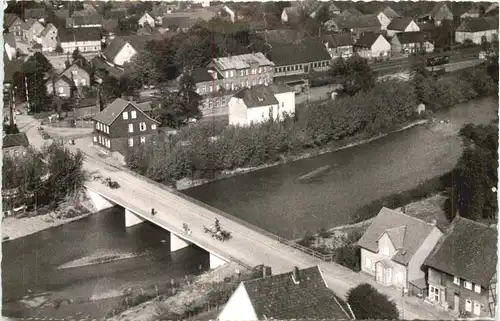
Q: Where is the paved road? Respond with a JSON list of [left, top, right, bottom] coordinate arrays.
[[20, 116, 456, 320]]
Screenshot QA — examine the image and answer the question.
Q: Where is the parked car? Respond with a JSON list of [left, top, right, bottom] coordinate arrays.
[[104, 177, 120, 189]]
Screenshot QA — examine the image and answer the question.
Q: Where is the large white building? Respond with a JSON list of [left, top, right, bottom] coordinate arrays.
[[455, 17, 499, 44], [103, 36, 138, 67], [58, 27, 101, 53], [228, 84, 295, 126]]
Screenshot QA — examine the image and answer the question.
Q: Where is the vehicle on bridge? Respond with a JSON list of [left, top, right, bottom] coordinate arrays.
[[103, 177, 120, 189], [204, 223, 232, 242]]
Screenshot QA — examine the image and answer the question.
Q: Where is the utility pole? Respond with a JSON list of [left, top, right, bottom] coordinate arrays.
[[24, 76, 30, 111]]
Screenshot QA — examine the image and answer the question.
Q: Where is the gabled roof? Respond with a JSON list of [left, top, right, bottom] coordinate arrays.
[[212, 52, 273, 71], [162, 16, 198, 30], [457, 17, 499, 33], [335, 14, 381, 29], [378, 6, 401, 19], [357, 207, 437, 265], [66, 15, 102, 27], [387, 17, 415, 31], [322, 33, 353, 47], [429, 2, 451, 18], [354, 32, 386, 48], [46, 74, 74, 87], [258, 29, 298, 44], [136, 101, 153, 113], [394, 31, 426, 44], [58, 28, 101, 43], [241, 266, 352, 320], [339, 7, 362, 18], [424, 216, 497, 287], [40, 23, 57, 38], [328, 3, 340, 12], [4, 14, 22, 27], [121, 34, 176, 52], [484, 2, 499, 16], [233, 85, 279, 108], [3, 133, 29, 149], [460, 7, 481, 16], [283, 6, 302, 19], [189, 67, 220, 83], [24, 8, 46, 19], [61, 61, 92, 78], [268, 39, 330, 66], [4, 33, 17, 48], [103, 37, 129, 62], [93, 98, 160, 125]]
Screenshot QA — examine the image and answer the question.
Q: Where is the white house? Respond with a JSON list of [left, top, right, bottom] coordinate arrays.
[[103, 36, 138, 66], [222, 5, 236, 22], [218, 266, 355, 321], [281, 7, 301, 24], [376, 11, 392, 31], [455, 17, 499, 44], [58, 27, 101, 53], [386, 17, 420, 37], [4, 33, 17, 61], [138, 12, 155, 27], [228, 84, 295, 126], [353, 32, 391, 59]]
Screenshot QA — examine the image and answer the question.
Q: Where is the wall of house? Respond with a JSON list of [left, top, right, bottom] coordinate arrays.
[[62, 65, 90, 87], [46, 79, 71, 97], [108, 104, 158, 141], [218, 284, 258, 321], [61, 40, 101, 53], [455, 30, 496, 44], [377, 12, 391, 30], [138, 14, 155, 27], [42, 27, 58, 52], [228, 97, 249, 126], [26, 23, 44, 42], [201, 94, 231, 116], [326, 45, 354, 59], [371, 36, 391, 57], [114, 43, 138, 66], [209, 65, 274, 92], [361, 247, 407, 288], [11, 20, 24, 38], [273, 60, 330, 78], [273, 91, 295, 119], [387, 22, 420, 38], [3, 146, 27, 157], [427, 267, 493, 317], [247, 103, 279, 125], [408, 227, 443, 283]]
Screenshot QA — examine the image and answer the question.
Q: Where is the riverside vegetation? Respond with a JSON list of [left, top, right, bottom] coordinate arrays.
[[126, 64, 497, 186]]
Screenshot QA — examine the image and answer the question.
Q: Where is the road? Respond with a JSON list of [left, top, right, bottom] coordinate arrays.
[[18, 114, 458, 320]]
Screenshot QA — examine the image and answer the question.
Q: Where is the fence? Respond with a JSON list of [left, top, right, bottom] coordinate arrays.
[[84, 152, 335, 264]]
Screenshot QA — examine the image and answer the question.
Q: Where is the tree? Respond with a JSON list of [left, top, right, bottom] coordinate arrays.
[[3, 123, 19, 135], [125, 50, 160, 87], [100, 75, 136, 103], [24, 52, 53, 113], [449, 124, 498, 221], [330, 56, 375, 96], [347, 283, 400, 320]]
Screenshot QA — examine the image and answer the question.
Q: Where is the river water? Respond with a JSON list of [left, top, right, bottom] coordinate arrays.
[[183, 97, 498, 239], [3, 97, 497, 319]]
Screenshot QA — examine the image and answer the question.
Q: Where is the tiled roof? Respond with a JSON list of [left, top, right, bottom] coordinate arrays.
[[189, 67, 219, 83], [322, 33, 353, 47], [268, 39, 330, 66], [3, 133, 29, 149], [354, 32, 385, 48], [121, 34, 175, 52], [4, 32, 17, 48], [242, 266, 353, 320], [40, 23, 57, 38], [378, 6, 401, 19], [212, 52, 273, 71], [335, 14, 381, 29], [258, 29, 298, 44], [103, 37, 128, 62], [24, 8, 46, 19], [233, 85, 279, 108], [387, 17, 415, 31], [4, 13, 21, 27], [356, 207, 437, 266], [162, 16, 197, 30], [424, 216, 497, 287], [93, 98, 160, 125], [58, 27, 101, 43], [457, 17, 499, 32], [394, 31, 426, 44], [429, 2, 450, 18], [136, 101, 152, 112], [340, 8, 362, 18], [66, 15, 102, 27], [3, 55, 23, 82], [269, 83, 294, 94], [46, 74, 74, 87], [91, 56, 124, 79]]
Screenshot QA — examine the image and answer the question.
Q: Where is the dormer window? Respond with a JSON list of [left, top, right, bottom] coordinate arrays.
[[464, 281, 472, 290], [453, 276, 460, 285], [474, 284, 481, 294], [122, 111, 128, 120]]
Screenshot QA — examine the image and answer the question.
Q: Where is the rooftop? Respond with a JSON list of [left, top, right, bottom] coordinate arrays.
[[268, 39, 330, 66], [3, 133, 29, 149], [387, 17, 415, 31], [58, 27, 101, 43], [103, 37, 129, 62], [212, 52, 273, 71], [394, 31, 426, 44], [93, 98, 159, 125], [354, 32, 385, 48], [233, 85, 279, 108]]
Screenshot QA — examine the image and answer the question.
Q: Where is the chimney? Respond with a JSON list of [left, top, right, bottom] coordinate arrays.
[[263, 266, 272, 278], [208, 69, 217, 80], [292, 266, 300, 283]]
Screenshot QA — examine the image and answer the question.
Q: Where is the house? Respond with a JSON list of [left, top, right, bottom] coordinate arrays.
[[356, 207, 443, 295], [103, 37, 138, 67], [138, 12, 155, 28], [24, 8, 46, 21], [339, 8, 362, 18], [391, 32, 434, 55], [38, 23, 58, 52], [4, 33, 17, 61], [374, 6, 401, 30], [58, 28, 102, 53], [353, 32, 392, 59], [424, 216, 497, 318], [281, 7, 302, 24], [228, 84, 295, 126], [218, 266, 355, 321], [387, 18, 421, 37], [137, 25, 154, 36], [221, 5, 236, 22], [327, 14, 382, 36], [61, 62, 91, 88], [65, 15, 103, 28], [484, 3, 499, 16], [22, 19, 44, 43], [162, 16, 198, 32], [421, 3, 454, 26], [92, 98, 160, 155], [257, 29, 299, 44], [460, 8, 481, 19], [269, 39, 331, 93], [3, 133, 29, 157], [455, 17, 499, 44], [4, 14, 25, 39], [46, 75, 74, 98], [321, 33, 354, 59], [328, 3, 341, 15]]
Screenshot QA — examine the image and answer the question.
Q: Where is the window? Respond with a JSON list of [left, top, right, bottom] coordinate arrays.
[[259, 78, 263, 85], [464, 281, 472, 290], [226, 83, 230, 90], [240, 70, 244, 76], [429, 285, 440, 303], [93, 136, 97, 142], [246, 69, 249, 76], [131, 110, 137, 119], [106, 139, 110, 148], [454, 276, 460, 285], [474, 284, 481, 294], [140, 136, 146, 144], [81, 79, 86, 86], [128, 138, 134, 147], [240, 81, 244, 88], [128, 124, 134, 133], [98, 136, 102, 144], [139, 122, 146, 131], [105, 125, 109, 134], [123, 112, 129, 120], [258, 67, 262, 73], [262, 112, 265, 119], [209, 85, 213, 93], [465, 299, 472, 312], [151, 124, 157, 130], [246, 80, 249, 87], [230, 70, 234, 77], [216, 99, 221, 107], [225, 71, 229, 78], [58, 87, 64, 94], [473, 301, 481, 316]]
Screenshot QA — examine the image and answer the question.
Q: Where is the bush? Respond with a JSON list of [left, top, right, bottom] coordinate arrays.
[[347, 283, 400, 319]]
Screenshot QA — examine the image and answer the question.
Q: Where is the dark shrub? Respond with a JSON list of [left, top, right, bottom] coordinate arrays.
[[347, 283, 400, 319]]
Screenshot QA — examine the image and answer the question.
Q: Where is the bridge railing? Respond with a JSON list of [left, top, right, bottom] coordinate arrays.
[[85, 153, 335, 263]]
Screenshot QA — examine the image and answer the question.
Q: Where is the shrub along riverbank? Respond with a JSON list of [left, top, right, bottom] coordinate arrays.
[[126, 67, 496, 185]]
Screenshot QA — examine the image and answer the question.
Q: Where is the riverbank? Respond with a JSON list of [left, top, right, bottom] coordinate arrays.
[[176, 119, 429, 190], [2, 189, 96, 241]]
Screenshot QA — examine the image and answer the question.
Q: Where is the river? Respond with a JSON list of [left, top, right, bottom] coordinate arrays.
[[2, 207, 209, 319], [183, 97, 498, 239]]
